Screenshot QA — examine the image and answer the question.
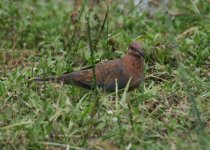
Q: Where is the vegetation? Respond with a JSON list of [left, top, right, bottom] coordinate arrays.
[[0, 0, 209, 149]]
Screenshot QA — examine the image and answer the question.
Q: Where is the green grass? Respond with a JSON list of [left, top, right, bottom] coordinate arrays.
[[0, 0, 210, 149]]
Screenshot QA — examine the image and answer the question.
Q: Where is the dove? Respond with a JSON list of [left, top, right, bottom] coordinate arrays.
[[33, 41, 145, 92]]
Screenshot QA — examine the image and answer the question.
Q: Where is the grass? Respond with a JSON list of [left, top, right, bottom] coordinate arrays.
[[0, 0, 210, 149]]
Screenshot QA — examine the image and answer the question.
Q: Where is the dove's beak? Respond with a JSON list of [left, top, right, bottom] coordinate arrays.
[[137, 50, 145, 58]]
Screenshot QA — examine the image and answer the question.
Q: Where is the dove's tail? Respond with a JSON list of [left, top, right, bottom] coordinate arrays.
[[32, 73, 74, 84], [33, 76, 58, 82]]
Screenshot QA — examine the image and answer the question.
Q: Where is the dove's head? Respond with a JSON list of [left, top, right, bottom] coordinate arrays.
[[127, 42, 145, 58]]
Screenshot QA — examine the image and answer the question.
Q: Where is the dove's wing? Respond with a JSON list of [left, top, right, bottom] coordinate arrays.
[[69, 58, 130, 91]]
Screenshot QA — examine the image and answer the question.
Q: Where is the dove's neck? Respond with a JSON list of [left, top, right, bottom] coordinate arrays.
[[123, 54, 144, 90], [123, 54, 144, 76]]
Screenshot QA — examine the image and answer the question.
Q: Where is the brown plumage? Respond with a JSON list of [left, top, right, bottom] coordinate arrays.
[[33, 41, 145, 92]]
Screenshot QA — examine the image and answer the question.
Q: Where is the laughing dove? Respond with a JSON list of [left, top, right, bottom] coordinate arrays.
[[33, 41, 145, 92]]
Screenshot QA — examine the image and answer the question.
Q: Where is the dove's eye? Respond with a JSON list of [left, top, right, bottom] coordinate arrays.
[[130, 46, 135, 50]]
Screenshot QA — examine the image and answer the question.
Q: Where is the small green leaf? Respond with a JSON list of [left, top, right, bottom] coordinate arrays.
[[0, 82, 6, 96]]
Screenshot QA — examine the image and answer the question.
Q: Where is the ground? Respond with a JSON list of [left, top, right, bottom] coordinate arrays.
[[0, 0, 210, 149]]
